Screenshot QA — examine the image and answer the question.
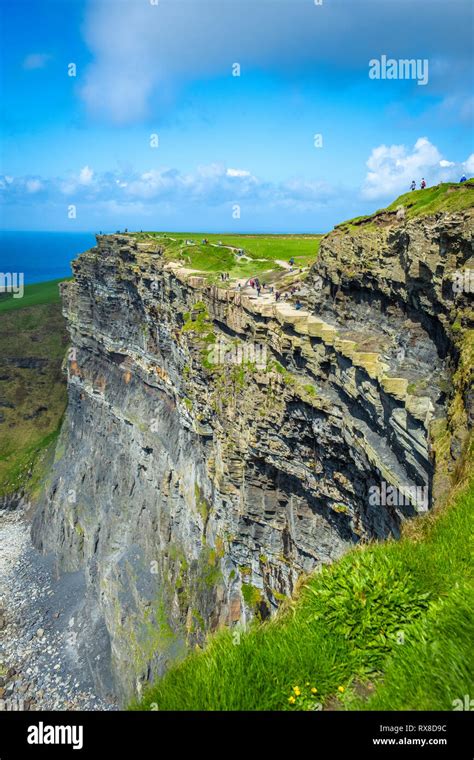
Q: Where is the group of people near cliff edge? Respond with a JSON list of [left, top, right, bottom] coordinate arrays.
[[248, 277, 263, 296], [411, 175, 467, 191], [410, 178, 427, 191], [242, 280, 303, 309]]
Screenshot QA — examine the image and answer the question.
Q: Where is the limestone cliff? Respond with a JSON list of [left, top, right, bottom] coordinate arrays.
[[32, 203, 473, 702]]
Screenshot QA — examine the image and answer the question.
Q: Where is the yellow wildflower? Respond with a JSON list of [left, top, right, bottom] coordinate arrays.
[[311, 687, 318, 694], [338, 686, 345, 693], [288, 696, 296, 704], [293, 686, 301, 696]]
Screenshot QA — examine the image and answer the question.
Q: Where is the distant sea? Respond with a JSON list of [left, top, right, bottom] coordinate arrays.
[[0, 231, 98, 285]]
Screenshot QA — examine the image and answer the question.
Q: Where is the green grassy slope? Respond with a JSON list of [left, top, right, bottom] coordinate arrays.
[[0, 281, 68, 498], [385, 180, 474, 218], [134, 456, 473, 711], [0, 278, 69, 314], [336, 180, 474, 231]]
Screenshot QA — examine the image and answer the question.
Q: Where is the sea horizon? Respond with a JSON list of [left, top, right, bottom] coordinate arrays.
[[0, 230, 98, 285]]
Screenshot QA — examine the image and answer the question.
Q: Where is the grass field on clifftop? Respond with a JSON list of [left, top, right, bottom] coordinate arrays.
[[131, 232, 323, 280], [385, 180, 474, 218], [337, 180, 474, 231], [0, 280, 68, 498], [134, 446, 473, 711]]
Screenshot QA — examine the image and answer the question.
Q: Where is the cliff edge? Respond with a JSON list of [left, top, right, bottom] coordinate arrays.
[[32, 183, 473, 702]]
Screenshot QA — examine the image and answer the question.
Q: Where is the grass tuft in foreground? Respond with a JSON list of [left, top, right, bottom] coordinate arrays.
[[133, 451, 473, 711]]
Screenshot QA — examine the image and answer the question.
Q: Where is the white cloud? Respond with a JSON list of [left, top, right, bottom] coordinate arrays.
[[23, 53, 51, 70], [123, 163, 261, 203], [0, 163, 334, 213], [362, 137, 472, 199], [226, 168, 251, 178], [59, 166, 95, 194], [464, 154, 474, 174], [26, 179, 42, 193], [79, 166, 94, 185]]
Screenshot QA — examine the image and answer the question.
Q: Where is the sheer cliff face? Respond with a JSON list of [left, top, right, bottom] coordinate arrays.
[[32, 209, 473, 702]]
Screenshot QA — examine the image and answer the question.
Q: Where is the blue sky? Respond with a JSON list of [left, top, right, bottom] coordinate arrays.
[[1, 0, 473, 232]]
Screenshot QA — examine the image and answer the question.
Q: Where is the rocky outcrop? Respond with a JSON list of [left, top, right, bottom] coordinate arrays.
[[308, 206, 473, 493], [32, 207, 473, 703]]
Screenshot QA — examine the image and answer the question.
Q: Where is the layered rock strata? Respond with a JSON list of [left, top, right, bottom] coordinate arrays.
[[32, 207, 473, 701]]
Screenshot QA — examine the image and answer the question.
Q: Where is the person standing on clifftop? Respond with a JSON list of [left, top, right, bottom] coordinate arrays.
[[410, 180, 416, 191], [421, 178, 426, 189]]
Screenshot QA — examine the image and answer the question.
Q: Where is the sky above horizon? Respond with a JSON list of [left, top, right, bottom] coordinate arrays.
[[1, 0, 473, 233]]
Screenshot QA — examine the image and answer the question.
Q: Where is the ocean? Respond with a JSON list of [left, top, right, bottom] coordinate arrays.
[[0, 231, 98, 285]]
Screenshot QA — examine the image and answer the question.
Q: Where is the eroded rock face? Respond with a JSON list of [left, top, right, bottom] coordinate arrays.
[[32, 209, 473, 702]]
